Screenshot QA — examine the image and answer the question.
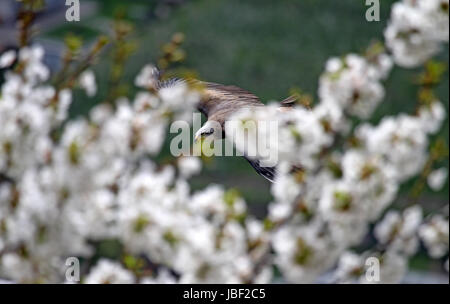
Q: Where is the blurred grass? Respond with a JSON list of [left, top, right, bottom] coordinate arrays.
[[44, 0, 449, 207]]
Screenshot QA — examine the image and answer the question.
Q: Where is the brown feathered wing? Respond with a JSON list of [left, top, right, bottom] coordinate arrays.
[[198, 82, 277, 182]]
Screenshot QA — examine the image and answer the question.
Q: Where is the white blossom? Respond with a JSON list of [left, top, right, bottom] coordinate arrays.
[[79, 70, 97, 97], [0, 0, 448, 284], [177, 156, 202, 178], [385, 0, 449, 67], [333, 251, 365, 283], [357, 115, 428, 182], [427, 168, 448, 191], [417, 101, 446, 134], [362, 252, 407, 284]]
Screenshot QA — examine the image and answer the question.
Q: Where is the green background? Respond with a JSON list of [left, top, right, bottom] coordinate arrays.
[[45, 0, 449, 210]]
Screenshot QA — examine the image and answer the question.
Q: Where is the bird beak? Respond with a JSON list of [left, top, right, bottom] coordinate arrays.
[[194, 133, 202, 143]]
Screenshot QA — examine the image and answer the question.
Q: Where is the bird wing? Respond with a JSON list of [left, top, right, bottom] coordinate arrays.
[[157, 78, 289, 183], [197, 82, 264, 123], [244, 156, 277, 183]]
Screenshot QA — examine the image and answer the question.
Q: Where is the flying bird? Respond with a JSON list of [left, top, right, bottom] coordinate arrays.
[[157, 76, 295, 182]]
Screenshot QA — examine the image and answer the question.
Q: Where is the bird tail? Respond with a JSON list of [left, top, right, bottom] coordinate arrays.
[[244, 156, 277, 183]]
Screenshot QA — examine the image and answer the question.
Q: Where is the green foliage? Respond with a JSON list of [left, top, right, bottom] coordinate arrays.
[[47, 0, 449, 206]]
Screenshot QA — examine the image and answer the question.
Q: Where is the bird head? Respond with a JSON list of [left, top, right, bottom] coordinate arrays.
[[195, 120, 223, 142]]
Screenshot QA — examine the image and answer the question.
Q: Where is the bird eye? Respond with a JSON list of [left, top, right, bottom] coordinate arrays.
[[204, 128, 214, 135]]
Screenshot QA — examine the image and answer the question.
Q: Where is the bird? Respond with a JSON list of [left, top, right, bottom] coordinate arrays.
[[157, 76, 296, 182]]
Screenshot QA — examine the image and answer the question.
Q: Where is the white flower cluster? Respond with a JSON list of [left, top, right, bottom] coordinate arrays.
[[226, 104, 332, 170], [79, 70, 97, 97], [419, 212, 449, 259], [2, 47, 256, 283], [334, 250, 408, 284], [319, 53, 391, 119], [228, 80, 446, 283], [375, 206, 423, 256], [0, 50, 16, 69], [385, 0, 449, 67], [85, 259, 135, 284], [334, 206, 445, 283]]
